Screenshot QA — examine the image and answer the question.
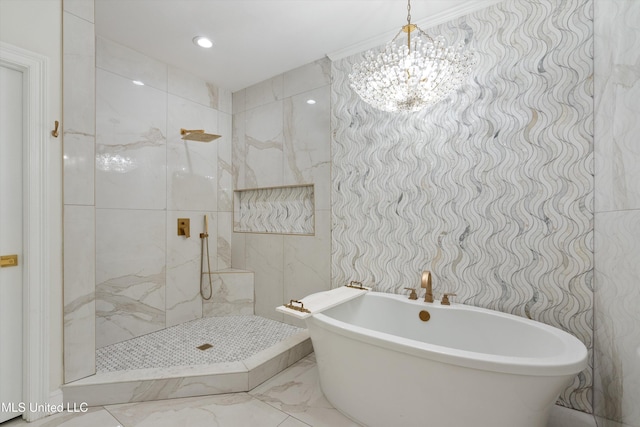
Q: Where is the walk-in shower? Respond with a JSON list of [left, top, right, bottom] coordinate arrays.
[[64, 316, 311, 406]]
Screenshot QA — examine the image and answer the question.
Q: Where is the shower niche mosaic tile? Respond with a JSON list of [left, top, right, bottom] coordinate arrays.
[[234, 184, 314, 235]]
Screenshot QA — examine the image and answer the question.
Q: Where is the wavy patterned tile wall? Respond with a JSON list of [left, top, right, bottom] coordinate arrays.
[[234, 185, 315, 235], [331, 0, 593, 412]]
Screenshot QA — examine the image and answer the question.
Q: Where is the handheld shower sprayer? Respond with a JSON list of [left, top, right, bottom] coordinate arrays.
[[200, 215, 213, 300]]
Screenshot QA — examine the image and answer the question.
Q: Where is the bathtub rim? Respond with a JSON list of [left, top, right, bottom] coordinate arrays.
[[307, 292, 588, 377]]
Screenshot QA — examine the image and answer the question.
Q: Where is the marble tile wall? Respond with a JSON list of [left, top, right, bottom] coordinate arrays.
[[202, 271, 255, 317], [62, 0, 96, 383], [92, 36, 236, 348], [232, 58, 332, 325], [593, 1, 640, 426], [95, 209, 166, 347], [332, 0, 593, 413]]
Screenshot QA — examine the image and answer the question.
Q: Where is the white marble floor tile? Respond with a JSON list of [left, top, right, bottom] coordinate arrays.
[[249, 355, 362, 427], [278, 416, 312, 427], [3, 408, 121, 427], [104, 393, 288, 427], [10, 354, 596, 427]]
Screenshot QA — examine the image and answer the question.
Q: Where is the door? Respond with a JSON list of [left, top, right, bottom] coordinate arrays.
[[0, 63, 24, 423]]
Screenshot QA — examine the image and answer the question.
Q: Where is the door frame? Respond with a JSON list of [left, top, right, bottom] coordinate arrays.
[[0, 41, 51, 422]]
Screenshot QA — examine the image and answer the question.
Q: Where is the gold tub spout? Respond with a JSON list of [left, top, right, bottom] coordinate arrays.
[[421, 271, 433, 303]]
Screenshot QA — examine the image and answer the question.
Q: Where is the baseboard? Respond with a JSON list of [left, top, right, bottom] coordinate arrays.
[[49, 389, 63, 407], [21, 388, 65, 422]]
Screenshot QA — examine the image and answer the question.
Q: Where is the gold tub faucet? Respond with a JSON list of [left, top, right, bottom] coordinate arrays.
[[421, 271, 433, 303]]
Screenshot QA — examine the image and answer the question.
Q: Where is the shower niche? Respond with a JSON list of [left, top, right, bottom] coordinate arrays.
[[234, 184, 315, 235]]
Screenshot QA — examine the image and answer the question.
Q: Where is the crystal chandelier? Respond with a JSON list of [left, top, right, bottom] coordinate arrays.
[[349, 0, 477, 113]]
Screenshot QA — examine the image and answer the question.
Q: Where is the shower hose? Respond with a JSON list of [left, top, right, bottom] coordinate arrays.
[[200, 215, 213, 300]]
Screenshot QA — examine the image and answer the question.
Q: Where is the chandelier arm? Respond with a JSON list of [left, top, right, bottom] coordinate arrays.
[[414, 26, 435, 44], [390, 28, 405, 43]]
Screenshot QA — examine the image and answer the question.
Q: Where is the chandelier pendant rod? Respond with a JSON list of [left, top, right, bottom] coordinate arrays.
[[407, 0, 411, 51]]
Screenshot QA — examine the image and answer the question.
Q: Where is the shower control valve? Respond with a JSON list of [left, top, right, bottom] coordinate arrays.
[[177, 218, 190, 238]]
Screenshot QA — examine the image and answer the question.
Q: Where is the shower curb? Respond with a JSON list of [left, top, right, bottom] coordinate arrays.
[[61, 330, 312, 406]]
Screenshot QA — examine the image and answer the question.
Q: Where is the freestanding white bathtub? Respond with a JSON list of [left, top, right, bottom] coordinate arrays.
[[305, 291, 587, 427]]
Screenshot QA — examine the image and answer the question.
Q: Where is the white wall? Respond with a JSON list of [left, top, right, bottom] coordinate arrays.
[[231, 59, 332, 327], [0, 0, 63, 393], [593, 0, 640, 426], [62, 0, 96, 383]]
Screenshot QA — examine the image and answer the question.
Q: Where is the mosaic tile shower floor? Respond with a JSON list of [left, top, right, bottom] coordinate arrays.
[[96, 315, 303, 372]]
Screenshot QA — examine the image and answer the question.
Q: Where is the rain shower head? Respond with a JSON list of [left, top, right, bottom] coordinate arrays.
[[180, 128, 221, 143]]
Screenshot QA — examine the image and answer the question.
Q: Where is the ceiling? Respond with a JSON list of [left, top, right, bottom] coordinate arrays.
[[95, 0, 502, 93]]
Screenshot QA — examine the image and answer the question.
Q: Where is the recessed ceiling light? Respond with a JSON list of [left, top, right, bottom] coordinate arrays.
[[132, 80, 145, 86], [193, 36, 213, 48], [306, 99, 316, 105]]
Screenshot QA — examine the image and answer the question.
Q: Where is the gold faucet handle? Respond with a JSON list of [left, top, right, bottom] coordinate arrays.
[[441, 293, 457, 305], [404, 287, 418, 300]]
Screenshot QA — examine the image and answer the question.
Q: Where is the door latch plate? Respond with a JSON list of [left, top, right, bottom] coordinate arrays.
[[0, 254, 18, 268]]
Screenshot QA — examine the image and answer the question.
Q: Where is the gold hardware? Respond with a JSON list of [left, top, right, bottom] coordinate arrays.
[[0, 254, 18, 268], [421, 271, 433, 303], [403, 1, 415, 50], [180, 128, 221, 143], [177, 218, 190, 238], [441, 293, 457, 306], [200, 214, 209, 239], [401, 24, 417, 33], [51, 120, 59, 137], [346, 280, 367, 290], [196, 343, 213, 351], [404, 287, 418, 300], [200, 215, 213, 300], [285, 299, 310, 313], [419, 310, 431, 322]]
